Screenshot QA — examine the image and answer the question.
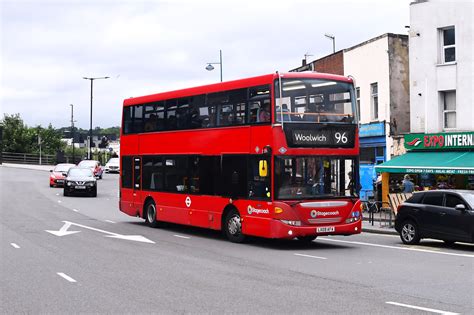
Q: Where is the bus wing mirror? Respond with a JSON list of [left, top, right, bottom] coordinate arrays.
[[259, 160, 268, 177]]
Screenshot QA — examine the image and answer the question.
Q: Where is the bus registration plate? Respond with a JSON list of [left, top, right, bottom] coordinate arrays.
[[317, 226, 335, 233]]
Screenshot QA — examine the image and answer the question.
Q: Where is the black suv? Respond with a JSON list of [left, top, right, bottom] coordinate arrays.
[[395, 190, 474, 245]]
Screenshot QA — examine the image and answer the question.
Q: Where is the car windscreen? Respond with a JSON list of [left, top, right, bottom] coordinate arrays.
[[275, 156, 358, 200], [54, 165, 73, 172], [68, 168, 94, 177], [79, 161, 97, 167]]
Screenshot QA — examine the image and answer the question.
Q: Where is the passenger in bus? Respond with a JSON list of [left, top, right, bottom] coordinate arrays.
[[258, 103, 271, 122], [144, 114, 158, 132]]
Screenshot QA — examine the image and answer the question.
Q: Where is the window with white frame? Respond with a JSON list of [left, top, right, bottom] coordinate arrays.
[[440, 26, 455, 63], [441, 91, 456, 129], [355, 87, 360, 121], [370, 83, 378, 120]]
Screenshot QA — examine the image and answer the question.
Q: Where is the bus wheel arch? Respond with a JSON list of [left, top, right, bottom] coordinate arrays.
[[222, 205, 246, 243], [143, 197, 160, 228]]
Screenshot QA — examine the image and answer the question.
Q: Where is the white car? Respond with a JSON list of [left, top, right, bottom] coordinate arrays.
[[104, 157, 120, 173]]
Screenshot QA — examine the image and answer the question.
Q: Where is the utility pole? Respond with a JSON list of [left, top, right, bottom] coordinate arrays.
[[70, 104, 75, 164], [38, 134, 42, 165]]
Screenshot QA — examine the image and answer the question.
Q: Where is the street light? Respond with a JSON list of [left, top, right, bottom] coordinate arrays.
[[70, 104, 76, 164], [83, 76, 109, 160], [205, 49, 223, 82], [324, 33, 336, 53]]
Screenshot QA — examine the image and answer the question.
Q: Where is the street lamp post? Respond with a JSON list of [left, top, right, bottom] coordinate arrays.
[[70, 104, 76, 164], [324, 33, 336, 53], [205, 49, 223, 82], [83, 76, 109, 160]]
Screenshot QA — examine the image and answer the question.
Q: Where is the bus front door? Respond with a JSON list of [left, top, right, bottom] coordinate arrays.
[[132, 157, 143, 215]]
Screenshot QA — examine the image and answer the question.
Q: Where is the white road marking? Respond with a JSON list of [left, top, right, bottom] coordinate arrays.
[[57, 200, 62, 203], [174, 234, 191, 239], [10, 243, 20, 249], [72, 209, 79, 212], [57, 272, 77, 283], [56, 193, 59, 196], [386, 301, 459, 315], [105, 220, 116, 224], [46, 221, 155, 244], [294, 253, 327, 260], [319, 238, 474, 258]]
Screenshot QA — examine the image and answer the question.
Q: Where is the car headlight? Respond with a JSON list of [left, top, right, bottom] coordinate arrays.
[[86, 182, 95, 187], [67, 181, 72, 186]]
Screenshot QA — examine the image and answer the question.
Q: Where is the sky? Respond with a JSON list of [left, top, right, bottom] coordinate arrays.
[[0, 0, 410, 129]]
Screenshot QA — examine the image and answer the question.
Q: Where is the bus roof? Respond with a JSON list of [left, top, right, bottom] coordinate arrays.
[[123, 72, 353, 106]]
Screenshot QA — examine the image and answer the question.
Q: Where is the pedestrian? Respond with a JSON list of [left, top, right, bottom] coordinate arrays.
[[402, 174, 414, 193]]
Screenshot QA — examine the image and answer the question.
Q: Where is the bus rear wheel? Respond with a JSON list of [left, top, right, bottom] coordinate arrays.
[[224, 209, 246, 243], [145, 200, 159, 228]]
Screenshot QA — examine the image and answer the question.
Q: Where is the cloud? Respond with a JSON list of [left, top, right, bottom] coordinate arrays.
[[1, 0, 410, 129]]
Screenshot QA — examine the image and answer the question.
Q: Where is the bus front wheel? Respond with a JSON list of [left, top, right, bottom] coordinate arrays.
[[145, 200, 159, 228], [224, 209, 246, 243]]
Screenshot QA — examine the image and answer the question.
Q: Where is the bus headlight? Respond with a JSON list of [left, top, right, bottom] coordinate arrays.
[[345, 211, 361, 223], [280, 220, 301, 226]]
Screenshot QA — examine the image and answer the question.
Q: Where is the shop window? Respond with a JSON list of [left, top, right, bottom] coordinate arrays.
[[439, 26, 455, 63]]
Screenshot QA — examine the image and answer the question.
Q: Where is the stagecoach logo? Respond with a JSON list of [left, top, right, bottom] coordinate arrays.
[[185, 196, 192, 208], [247, 205, 270, 215], [310, 210, 340, 218]]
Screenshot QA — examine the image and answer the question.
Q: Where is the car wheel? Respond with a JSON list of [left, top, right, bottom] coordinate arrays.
[[400, 220, 420, 245], [91, 187, 97, 197], [63, 189, 69, 197], [297, 236, 317, 243], [145, 200, 159, 228], [223, 208, 246, 243]]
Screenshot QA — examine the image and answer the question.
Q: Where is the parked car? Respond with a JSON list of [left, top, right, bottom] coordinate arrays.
[[395, 190, 474, 245], [104, 157, 120, 173], [78, 160, 104, 179], [63, 167, 97, 197], [49, 163, 75, 187]]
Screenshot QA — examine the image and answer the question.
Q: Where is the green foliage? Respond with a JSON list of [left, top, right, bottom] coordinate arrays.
[[1, 113, 33, 152], [1, 113, 66, 154]]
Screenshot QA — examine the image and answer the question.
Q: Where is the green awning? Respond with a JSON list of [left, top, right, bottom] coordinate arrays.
[[375, 151, 474, 175]]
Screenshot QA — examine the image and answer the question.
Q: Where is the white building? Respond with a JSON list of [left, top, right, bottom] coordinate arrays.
[[344, 34, 410, 200], [409, 0, 474, 133], [376, 0, 474, 194]]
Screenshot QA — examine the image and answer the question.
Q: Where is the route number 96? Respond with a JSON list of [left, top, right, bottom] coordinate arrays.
[[335, 132, 348, 144]]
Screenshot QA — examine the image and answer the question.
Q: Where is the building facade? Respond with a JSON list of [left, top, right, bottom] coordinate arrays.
[[376, 0, 474, 197], [409, 0, 473, 133], [291, 33, 410, 200]]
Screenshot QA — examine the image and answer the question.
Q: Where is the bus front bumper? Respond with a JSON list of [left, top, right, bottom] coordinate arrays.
[[269, 219, 362, 239]]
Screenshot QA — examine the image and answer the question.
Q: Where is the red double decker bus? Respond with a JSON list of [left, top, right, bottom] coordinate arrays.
[[120, 72, 362, 242]]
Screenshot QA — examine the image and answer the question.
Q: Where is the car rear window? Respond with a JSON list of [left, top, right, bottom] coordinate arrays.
[[406, 192, 424, 204], [422, 193, 443, 206]]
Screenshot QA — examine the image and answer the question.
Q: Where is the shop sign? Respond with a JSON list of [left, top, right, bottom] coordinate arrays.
[[405, 132, 474, 151], [359, 122, 385, 138]]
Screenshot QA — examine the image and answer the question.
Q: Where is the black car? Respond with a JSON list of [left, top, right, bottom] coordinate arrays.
[[64, 167, 97, 197], [395, 190, 474, 245]]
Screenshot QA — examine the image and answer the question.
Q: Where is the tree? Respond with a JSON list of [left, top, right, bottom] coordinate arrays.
[[1, 114, 65, 154], [1, 114, 32, 153]]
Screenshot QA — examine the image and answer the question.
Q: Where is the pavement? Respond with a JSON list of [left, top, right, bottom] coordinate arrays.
[[0, 162, 397, 235]]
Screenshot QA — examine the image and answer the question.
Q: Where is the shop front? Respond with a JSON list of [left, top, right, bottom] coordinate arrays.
[[375, 131, 474, 205], [359, 122, 386, 201]]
